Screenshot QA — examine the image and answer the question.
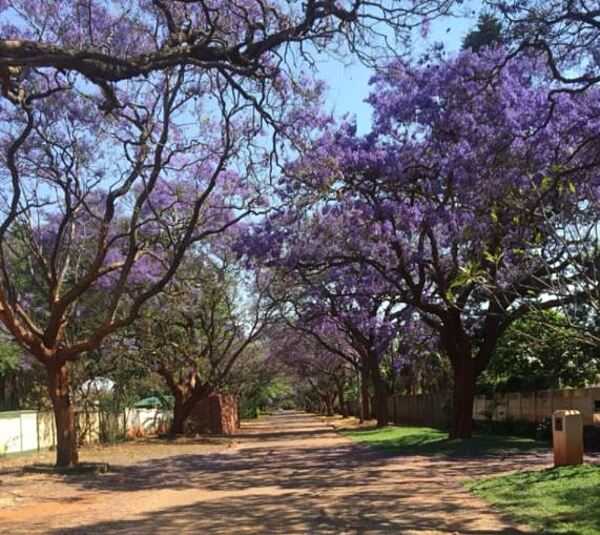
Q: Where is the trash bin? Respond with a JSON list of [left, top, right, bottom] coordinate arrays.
[[553, 410, 583, 467]]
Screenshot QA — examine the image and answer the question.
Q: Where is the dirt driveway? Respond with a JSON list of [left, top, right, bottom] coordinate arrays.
[[0, 411, 547, 534]]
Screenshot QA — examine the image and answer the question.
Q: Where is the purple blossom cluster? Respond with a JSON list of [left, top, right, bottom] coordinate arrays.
[[237, 49, 600, 431]]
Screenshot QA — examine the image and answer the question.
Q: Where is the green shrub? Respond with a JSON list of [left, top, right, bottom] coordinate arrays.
[[474, 418, 540, 439], [535, 417, 553, 442]]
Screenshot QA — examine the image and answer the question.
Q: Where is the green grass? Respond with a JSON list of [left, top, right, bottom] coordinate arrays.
[[341, 425, 547, 458], [342, 426, 600, 533], [470, 465, 600, 535]]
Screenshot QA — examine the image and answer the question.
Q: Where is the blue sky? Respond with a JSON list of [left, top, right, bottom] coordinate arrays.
[[317, 4, 481, 133]]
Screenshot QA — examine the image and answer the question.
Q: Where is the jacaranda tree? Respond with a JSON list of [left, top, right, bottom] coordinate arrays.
[[271, 326, 350, 416], [1, 0, 455, 466], [270, 49, 600, 437], [119, 251, 277, 435]]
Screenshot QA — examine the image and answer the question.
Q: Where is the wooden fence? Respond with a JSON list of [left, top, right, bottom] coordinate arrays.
[[388, 392, 451, 428], [385, 386, 600, 428], [473, 387, 600, 426]]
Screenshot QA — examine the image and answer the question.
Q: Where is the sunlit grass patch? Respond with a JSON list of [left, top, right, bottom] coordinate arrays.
[[342, 425, 546, 458], [470, 464, 600, 535]]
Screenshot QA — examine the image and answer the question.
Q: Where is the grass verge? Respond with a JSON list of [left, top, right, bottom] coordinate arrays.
[[469, 464, 600, 535], [341, 425, 546, 458]]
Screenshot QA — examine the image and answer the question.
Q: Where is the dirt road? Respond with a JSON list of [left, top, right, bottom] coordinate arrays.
[[0, 411, 540, 534]]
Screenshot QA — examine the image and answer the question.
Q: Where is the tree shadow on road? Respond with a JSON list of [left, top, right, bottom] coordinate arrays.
[[46, 486, 531, 535], [2, 413, 538, 535]]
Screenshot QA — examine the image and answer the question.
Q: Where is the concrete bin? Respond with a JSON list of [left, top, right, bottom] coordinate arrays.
[[553, 410, 583, 467]]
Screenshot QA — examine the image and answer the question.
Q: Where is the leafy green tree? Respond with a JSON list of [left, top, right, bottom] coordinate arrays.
[[0, 337, 47, 410], [478, 310, 600, 393], [116, 255, 276, 434], [237, 355, 293, 418], [0, 337, 21, 409], [463, 13, 504, 52], [0, 337, 20, 374]]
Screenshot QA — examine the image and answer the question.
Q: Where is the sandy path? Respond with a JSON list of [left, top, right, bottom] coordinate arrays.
[[0, 411, 542, 534]]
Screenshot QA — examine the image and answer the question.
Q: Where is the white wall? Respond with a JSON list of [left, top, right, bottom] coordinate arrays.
[[0, 408, 171, 456], [0, 411, 31, 454]]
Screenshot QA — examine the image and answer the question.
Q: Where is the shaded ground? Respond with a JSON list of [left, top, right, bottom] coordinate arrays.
[[0, 411, 556, 534]]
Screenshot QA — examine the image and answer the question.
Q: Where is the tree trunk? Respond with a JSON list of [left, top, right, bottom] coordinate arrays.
[[360, 367, 370, 423], [449, 357, 477, 439], [369, 358, 389, 427], [170, 395, 199, 436], [337, 381, 347, 418], [320, 391, 335, 416], [169, 384, 211, 436], [47, 362, 78, 467], [170, 392, 186, 435]]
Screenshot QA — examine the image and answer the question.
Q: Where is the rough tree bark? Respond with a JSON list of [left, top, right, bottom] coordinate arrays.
[[360, 367, 370, 423], [441, 312, 496, 439], [369, 355, 389, 428], [449, 356, 478, 439], [336, 379, 347, 418], [320, 391, 336, 417], [170, 392, 187, 435], [168, 379, 212, 436], [46, 362, 78, 467]]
